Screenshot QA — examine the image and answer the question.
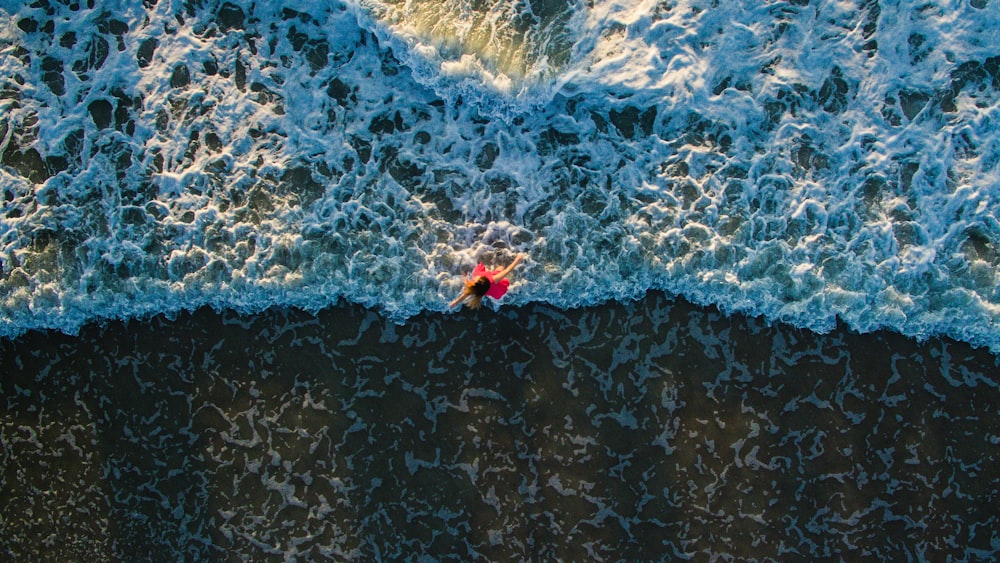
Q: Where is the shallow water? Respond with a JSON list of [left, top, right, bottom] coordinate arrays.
[[1, 0, 999, 350], [3, 0, 1000, 558], [2, 295, 998, 560]]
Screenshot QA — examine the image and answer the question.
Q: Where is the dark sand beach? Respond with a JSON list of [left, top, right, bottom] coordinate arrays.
[[2, 293, 998, 560], [3, 0, 1000, 559]]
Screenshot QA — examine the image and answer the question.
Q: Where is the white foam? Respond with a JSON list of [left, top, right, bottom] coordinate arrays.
[[1, 0, 999, 352]]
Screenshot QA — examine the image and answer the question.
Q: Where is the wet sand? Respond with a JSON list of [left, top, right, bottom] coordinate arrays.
[[2, 292, 999, 560]]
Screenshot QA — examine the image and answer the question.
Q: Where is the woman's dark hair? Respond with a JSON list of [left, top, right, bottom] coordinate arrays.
[[460, 276, 492, 309], [471, 276, 491, 297]]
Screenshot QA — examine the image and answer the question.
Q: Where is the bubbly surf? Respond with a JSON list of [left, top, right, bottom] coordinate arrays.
[[1, 0, 999, 350]]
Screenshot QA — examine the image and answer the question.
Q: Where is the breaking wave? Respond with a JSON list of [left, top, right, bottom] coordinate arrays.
[[1, 0, 999, 351]]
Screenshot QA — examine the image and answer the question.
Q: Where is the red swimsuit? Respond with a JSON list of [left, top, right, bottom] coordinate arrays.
[[472, 263, 510, 299]]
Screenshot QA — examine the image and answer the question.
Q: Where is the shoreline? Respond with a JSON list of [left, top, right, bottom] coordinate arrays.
[[4, 291, 999, 364]]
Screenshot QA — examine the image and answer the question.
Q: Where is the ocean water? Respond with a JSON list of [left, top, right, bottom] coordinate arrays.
[[1, 0, 998, 350], [2, 0, 1000, 560]]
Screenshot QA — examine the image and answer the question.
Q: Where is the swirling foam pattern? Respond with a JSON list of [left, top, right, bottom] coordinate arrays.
[[1, 0, 999, 350]]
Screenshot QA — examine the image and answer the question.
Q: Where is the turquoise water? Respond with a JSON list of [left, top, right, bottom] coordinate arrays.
[[2, 0, 1000, 559], [2, 0, 999, 350]]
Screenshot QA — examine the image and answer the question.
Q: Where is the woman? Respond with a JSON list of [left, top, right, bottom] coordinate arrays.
[[449, 254, 525, 309]]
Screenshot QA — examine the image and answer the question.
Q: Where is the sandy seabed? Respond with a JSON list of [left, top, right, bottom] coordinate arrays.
[[2, 292, 999, 560]]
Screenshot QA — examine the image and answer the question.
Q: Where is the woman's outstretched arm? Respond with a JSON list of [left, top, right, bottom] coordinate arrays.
[[449, 287, 471, 308], [493, 254, 524, 282]]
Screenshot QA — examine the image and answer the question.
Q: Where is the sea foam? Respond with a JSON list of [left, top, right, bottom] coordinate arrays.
[[1, 0, 999, 352]]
